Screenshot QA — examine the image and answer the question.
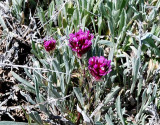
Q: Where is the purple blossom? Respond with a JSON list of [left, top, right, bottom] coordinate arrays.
[[88, 56, 112, 80], [44, 39, 56, 52], [69, 29, 94, 58]]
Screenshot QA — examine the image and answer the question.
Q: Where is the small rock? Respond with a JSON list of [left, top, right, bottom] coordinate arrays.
[[14, 42, 19, 47], [104, 47, 110, 57], [128, 95, 136, 106], [8, 71, 12, 77], [0, 68, 3, 74], [13, 85, 20, 92]]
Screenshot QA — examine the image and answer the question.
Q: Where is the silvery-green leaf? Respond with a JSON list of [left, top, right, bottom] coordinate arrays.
[[131, 57, 140, 93], [48, 1, 55, 18], [63, 52, 70, 83], [0, 11, 7, 29], [90, 103, 104, 118], [138, 77, 142, 96], [98, 40, 114, 47], [116, 95, 125, 125], [73, 87, 84, 107], [105, 113, 114, 125], [77, 104, 90, 123], [108, 47, 114, 61], [104, 86, 120, 104], [20, 91, 36, 105], [95, 121, 104, 125], [0, 121, 38, 125], [52, 59, 62, 80], [11, 71, 34, 89], [29, 111, 43, 125], [118, 9, 127, 35]]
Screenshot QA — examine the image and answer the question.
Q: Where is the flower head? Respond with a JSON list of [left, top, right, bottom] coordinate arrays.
[[69, 29, 94, 58], [88, 56, 111, 80], [44, 39, 56, 52]]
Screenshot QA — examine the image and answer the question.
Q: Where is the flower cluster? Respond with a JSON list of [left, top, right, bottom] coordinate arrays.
[[43, 29, 111, 81], [69, 29, 94, 58], [88, 56, 111, 80], [44, 39, 56, 52]]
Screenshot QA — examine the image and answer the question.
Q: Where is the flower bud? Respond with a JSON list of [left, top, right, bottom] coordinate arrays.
[[44, 39, 56, 52], [69, 29, 94, 58], [88, 56, 112, 80]]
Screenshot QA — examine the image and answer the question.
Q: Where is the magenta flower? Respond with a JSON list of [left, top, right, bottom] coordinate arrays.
[[44, 39, 56, 52], [69, 29, 94, 58], [88, 56, 112, 80]]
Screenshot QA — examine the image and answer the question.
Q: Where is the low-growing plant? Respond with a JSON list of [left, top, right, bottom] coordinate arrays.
[[7, 0, 160, 125]]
